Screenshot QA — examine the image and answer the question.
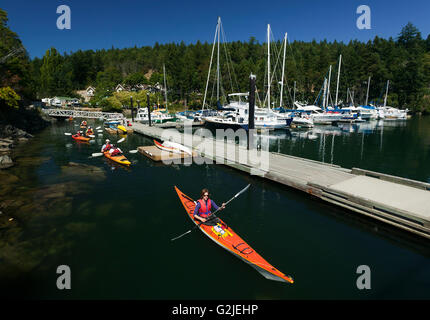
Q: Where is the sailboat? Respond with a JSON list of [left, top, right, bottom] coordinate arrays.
[[355, 76, 378, 120], [378, 80, 408, 120], [203, 20, 290, 130], [293, 59, 343, 125], [136, 64, 175, 124]]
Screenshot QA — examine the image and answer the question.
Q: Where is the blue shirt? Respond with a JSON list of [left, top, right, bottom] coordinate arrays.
[[193, 199, 219, 216]]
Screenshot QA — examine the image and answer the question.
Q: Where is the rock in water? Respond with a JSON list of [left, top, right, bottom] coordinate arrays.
[[0, 155, 14, 169]]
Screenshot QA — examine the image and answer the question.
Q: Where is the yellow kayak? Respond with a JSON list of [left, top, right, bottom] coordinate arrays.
[[103, 151, 131, 166], [117, 125, 127, 133]]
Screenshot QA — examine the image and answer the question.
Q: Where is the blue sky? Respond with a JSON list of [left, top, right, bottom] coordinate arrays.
[[2, 0, 430, 58]]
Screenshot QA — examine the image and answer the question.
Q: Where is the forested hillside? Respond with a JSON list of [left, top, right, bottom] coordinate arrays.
[[2, 7, 430, 113]]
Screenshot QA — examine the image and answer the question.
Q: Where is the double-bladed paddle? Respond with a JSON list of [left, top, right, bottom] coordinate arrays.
[[171, 184, 250, 241]]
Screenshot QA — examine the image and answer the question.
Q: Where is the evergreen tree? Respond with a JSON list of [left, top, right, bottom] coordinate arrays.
[[0, 8, 33, 101]]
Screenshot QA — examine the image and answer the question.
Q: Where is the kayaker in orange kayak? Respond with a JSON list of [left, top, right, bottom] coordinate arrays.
[[101, 139, 112, 152], [76, 130, 84, 137], [193, 189, 225, 224], [85, 126, 94, 136]]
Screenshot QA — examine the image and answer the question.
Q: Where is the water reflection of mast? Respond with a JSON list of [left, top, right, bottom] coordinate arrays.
[[323, 132, 326, 163], [330, 134, 334, 164], [320, 132, 326, 163], [277, 136, 280, 153]]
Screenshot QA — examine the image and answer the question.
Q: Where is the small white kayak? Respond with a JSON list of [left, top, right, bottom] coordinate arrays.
[[154, 140, 192, 155]]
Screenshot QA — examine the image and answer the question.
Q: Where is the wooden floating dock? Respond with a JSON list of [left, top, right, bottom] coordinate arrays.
[[130, 121, 430, 240], [154, 120, 205, 129], [104, 127, 134, 134], [138, 145, 196, 162], [121, 127, 134, 134]]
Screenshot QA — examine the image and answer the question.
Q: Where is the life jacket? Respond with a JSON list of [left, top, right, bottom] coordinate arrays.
[[103, 143, 112, 152], [111, 148, 121, 156], [197, 199, 211, 217]]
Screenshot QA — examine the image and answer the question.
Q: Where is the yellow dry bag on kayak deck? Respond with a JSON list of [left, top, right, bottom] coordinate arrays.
[[211, 223, 232, 238]]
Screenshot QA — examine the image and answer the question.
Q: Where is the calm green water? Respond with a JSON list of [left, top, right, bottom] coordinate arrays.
[[1, 117, 429, 299]]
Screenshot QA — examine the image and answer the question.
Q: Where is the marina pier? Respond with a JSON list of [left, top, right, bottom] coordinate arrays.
[[131, 120, 430, 240]]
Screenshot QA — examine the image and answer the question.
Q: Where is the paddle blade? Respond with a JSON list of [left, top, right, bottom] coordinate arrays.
[[171, 230, 191, 241], [117, 138, 125, 143], [88, 135, 95, 138], [91, 152, 103, 157], [129, 150, 138, 154], [235, 184, 250, 198], [64, 133, 72, 136]]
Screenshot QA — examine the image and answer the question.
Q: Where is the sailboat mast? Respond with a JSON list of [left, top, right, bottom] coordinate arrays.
[[202, 17, 219, 111], [335, 54, 342, 107], [267, 24, 271, 109], [293, 81, 296, 107], [326, 65, 332, 109], [383, 80, 389, 107], [365, 76, 371, 106], [163, 64, 168, 107], [216, 16, 220, 102], [280, 32, 287, 108], [346, 87, 349, 105], [322, 78, 327, 109]]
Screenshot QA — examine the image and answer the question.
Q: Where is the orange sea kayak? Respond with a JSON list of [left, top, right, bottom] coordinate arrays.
[[174, 186, 294, 283], [103, 151, 131, 166], [72, 134, 90, 142]]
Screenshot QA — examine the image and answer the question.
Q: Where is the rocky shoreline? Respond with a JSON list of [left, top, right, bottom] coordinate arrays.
[[0, 125, 34, 169], [0, 107, 54, 169]]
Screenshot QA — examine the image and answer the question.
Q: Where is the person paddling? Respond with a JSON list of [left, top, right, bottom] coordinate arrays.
[[101, 139, 112, 152], [109, 145, 123, 156], [193, 189, 225, 224], [86, 126, 94, 136]]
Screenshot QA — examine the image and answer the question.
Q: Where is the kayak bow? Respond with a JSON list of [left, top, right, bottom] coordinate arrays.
[[174, 186, 294, 284], [117, 125, 127, 133], [154, 140, 192, 155]]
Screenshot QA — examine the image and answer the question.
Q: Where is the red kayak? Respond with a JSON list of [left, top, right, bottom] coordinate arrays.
[[174, 186, 294, 283], [72, 134, 90, 142]]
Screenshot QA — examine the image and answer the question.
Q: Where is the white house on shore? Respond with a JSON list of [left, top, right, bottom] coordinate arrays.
[[77, 86, 96, 102], [42, 97, 80, 107], [114, 82, 163, 93], [115, 84, 126, 92]]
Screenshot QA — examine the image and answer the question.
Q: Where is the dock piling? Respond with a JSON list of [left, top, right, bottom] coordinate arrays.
[[248, 73, 256, 150], [147, 93, 152, 127]]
